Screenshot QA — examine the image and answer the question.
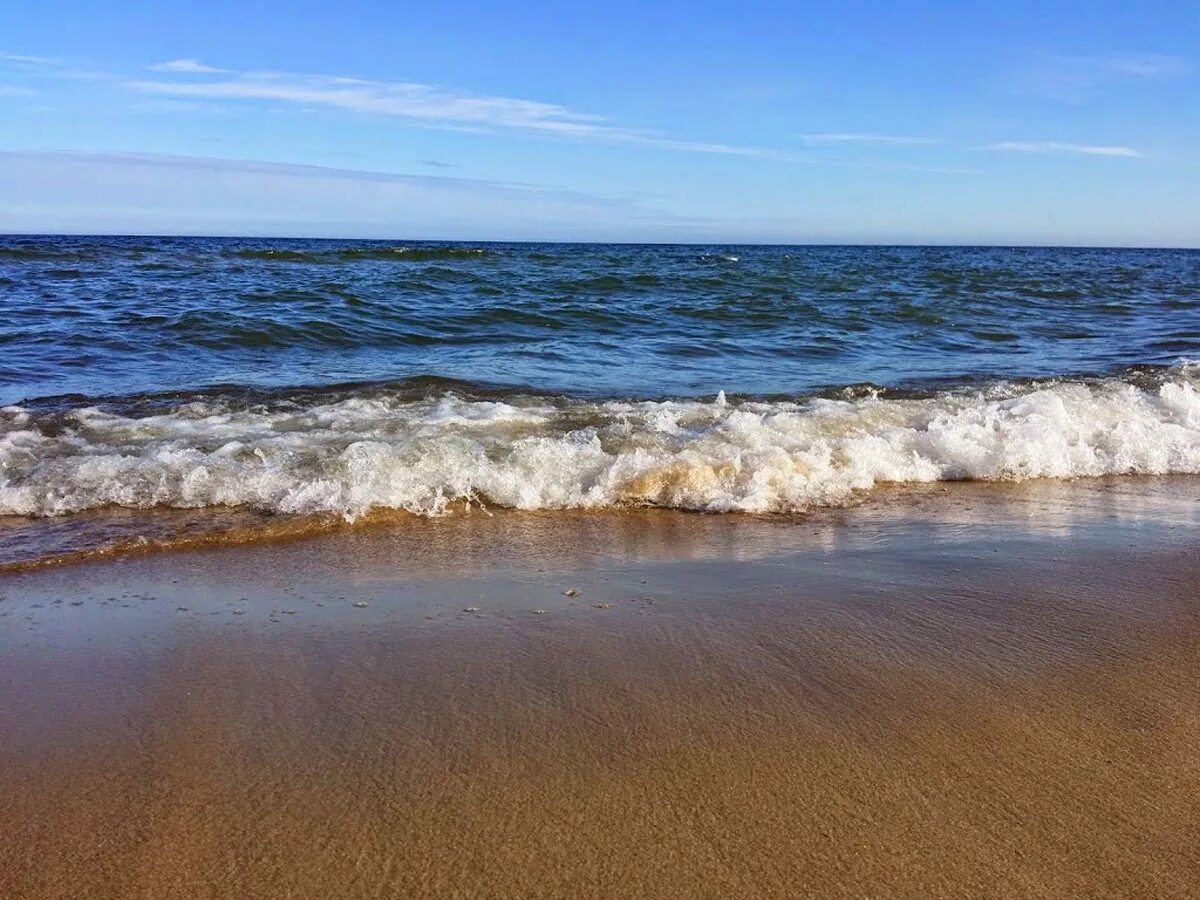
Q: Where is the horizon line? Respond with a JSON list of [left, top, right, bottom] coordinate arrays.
[[1, 230, 1197, 251]]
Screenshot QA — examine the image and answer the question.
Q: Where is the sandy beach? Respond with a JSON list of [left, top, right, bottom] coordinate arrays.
[[2, 479, 1199, 899], [5, 5, 1199, 894]]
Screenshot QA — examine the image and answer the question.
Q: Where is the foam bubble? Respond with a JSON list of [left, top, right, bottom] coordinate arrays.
[[3, 368, 1199, 519]]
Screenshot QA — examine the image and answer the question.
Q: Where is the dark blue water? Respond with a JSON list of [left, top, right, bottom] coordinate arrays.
[[2, 236, 1197, 405]]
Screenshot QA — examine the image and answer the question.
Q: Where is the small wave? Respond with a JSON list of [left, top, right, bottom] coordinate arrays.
[[231, 246, 492, 263], [231, 248, 315, 262], [0, 246, 96, 262], [3, 366, 1198, 520]]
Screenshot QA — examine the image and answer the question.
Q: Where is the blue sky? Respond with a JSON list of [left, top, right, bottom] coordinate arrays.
[[1, 1, 1197, 244]]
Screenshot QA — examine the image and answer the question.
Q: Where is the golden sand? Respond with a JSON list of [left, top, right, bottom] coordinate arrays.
[[1, 481, 1198, 898]]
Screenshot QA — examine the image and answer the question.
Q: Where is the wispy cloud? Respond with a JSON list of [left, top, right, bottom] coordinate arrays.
[[0, 50, 113, 84], [8, 54, 970, 174], [988, 141, 1142, 158], [798, 133, 939, 146], [1101, 54, 1191, 77], [0, 150, 717, 241], [126, 64, 786, 158], [1010, 52, 1190, 102], [0, 149, 543, 190], [148, 58, 228, 74], [0, 52, 61, 66], [834, 160, 981, 175]]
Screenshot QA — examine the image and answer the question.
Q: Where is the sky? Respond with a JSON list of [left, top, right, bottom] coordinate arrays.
[[1, 1, 1198, 245]]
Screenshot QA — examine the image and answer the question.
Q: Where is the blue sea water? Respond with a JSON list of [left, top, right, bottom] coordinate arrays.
[[1, 235, 1198, 544], [2, 236, 1198, 404]]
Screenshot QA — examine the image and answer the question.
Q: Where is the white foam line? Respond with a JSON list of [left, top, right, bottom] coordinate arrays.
[[2, 367, 1198, 518]]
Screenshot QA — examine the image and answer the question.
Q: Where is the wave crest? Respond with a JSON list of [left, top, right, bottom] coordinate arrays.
[[3, 369, 1198, 519]]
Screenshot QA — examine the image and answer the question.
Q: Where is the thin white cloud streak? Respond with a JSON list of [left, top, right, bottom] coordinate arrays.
[[127, 65, 787, 158], [1010, 52, 1191, 102], [148, 58, 228, 74], [5, 150, 1189, 245], [7, 55, 986, 174], [832, 160, 981, 175], [0, 51, 115, 85], [798, 133, 939, 145], [989, 141, 1142, 158], [0, 150, 717, 241], [12, 56, 954, 166], [0, 149, 601, 194], [0, 52, 62, 66], [1077, 53, 1190, 78]]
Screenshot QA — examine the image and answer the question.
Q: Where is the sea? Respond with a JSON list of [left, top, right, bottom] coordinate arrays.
[[2, 235, 1198, 564]]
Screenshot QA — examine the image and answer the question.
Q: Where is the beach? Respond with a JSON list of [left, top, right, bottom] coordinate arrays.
[[3, 478, 1198, 899], [4, 4, 1199, 894]]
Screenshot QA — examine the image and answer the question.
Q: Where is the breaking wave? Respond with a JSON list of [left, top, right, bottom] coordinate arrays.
[[3, 366, 1198, 519]]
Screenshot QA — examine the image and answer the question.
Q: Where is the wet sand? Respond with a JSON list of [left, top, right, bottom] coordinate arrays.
[[2, 479, 1199, 898]]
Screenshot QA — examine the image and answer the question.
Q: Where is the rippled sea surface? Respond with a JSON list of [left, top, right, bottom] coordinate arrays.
[[2, 235, 1199, 563], [3, 236, 1198, 403]]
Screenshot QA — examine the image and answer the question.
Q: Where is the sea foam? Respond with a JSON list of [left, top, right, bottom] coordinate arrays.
[[2, 368, 1198, 519]]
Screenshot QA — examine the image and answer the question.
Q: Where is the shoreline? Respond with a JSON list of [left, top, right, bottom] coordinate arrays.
[[3, 473, 1198, 572], [2, 479, 1199, 898]]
